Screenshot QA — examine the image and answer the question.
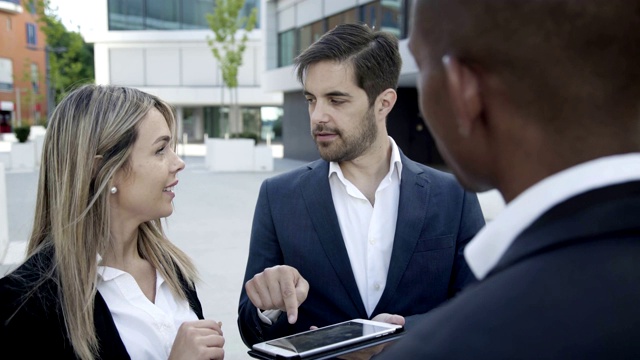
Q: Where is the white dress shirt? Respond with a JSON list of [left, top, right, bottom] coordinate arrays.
[[465, 153, 640, 280], [329, 136, 402, 316], [97, 266, 198, 359]]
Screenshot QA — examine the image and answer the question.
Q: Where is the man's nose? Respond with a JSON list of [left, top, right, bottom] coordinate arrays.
[[310, 102, 329, 124]]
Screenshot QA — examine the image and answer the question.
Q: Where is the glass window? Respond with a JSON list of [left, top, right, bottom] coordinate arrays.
[[203, 106, 225, 139], [327, 8, 358, 31], [278, 29, 296, 67], [108, 0, 144, 30], [261, 106, 283, 142], [146, 0, 180, 29], [26, 23, 37, 46], [242, 107, 261, 141], [360, 0, 406, 38], [0, 58, 13, 92], [360, 2, 379, 30], [31, 63, 39, 94], [239, 0, 260, 29], [380, 0, 404, 38], [299, 20, 325, 53], [183, 107, 199, 141], [182, 0, 213, 29]]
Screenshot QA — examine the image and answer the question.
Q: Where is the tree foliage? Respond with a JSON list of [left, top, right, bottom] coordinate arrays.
[[206, 0, 257, 90], [28, 0, 94, 104]]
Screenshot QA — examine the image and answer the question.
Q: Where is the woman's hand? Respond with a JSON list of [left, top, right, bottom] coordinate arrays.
[[169, 319, 225, 360]]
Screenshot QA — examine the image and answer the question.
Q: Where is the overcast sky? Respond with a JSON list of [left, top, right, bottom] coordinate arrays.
[[48, 0, 97, 37]]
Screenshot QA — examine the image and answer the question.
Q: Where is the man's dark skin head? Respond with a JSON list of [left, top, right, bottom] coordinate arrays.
[[408, 0, 640, 201]]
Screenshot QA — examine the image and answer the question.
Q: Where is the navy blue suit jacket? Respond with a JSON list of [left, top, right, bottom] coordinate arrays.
[[375, 181, 640, 359], [238, 153, 486, 347]]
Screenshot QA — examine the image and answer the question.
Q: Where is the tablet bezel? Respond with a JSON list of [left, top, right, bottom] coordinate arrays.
[[251, 319, 403, 359]]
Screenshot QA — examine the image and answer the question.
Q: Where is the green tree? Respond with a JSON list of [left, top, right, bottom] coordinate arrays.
[[19, 58, 45, 125], [28, 0, 94, 107], [206, 0, 257, 137]]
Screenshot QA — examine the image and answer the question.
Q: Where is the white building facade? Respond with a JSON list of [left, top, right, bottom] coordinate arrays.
[[86, 0, 283, 144]]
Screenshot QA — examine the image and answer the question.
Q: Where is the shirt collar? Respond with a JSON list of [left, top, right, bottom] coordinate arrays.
[[328, 136, 403, 181], [465, 153, 640, 280]]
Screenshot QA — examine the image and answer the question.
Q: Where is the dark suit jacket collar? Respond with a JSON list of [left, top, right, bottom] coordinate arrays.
[[301, 153, 432, 317], [488, 181, 640, 278]]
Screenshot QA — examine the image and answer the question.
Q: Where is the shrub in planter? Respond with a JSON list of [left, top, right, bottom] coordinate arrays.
[[230, 131, 260, 144], [14, 125, 31, 143]]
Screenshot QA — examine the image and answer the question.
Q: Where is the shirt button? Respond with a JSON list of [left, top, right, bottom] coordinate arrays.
[[374, 283, 381, 291], [369, 238, 376, 245]]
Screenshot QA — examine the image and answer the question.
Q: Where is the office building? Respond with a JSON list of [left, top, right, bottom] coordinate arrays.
[[0, 0, 48, 134], [86, 0, 283, 144]]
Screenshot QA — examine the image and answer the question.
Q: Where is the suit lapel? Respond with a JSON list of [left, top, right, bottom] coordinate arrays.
[[301, 160, 368, 317], [374, 155, 429, 314], [488, 181, 640, 278]]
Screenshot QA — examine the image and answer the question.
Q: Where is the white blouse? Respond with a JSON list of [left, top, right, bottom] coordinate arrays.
[[96, 266, 198, 359]]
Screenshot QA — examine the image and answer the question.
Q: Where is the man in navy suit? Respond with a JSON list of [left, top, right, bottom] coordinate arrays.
[[237, 23, 486, 354], [376, 0, 640, 359]]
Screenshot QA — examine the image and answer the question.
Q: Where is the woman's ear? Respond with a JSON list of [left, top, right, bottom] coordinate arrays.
[[442, 55, 482, 138]]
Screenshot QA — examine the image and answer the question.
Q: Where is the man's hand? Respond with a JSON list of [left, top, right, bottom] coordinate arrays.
[[312, 314, 405, 360], [169, 319, 225, 360], [245, 265, 310, 324], [371, 313, 405, 326]]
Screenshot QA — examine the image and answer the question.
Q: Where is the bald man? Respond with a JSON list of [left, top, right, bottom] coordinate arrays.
[[376, 0, 640, 359]]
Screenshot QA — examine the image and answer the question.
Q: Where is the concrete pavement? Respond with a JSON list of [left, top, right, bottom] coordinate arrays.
[[0, 151, 505, 360]]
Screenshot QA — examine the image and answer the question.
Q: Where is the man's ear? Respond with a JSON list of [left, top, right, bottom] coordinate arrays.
[[442, 55, 482, 138], [376, 88, 397, 119]]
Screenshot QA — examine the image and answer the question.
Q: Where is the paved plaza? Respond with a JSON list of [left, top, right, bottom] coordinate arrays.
[[0, 150, 504, 360]]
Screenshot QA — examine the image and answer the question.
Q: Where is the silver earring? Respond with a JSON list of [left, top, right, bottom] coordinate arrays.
[[110, 186, 118, 194]]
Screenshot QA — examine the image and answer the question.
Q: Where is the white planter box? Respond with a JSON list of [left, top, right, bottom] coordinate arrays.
[[29, 125, 46, 140], [205, 138, 255, 172], [254, 145, 274, 171], [1, 133, 17, 142], [10, 142, 36, 170], [0, 151, 10, 169]]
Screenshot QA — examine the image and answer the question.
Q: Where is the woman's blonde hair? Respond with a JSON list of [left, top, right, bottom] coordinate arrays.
[[27, 84, 198, 359]]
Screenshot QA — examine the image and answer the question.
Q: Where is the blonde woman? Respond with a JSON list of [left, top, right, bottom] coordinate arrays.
[[0, 85, 224, 359]]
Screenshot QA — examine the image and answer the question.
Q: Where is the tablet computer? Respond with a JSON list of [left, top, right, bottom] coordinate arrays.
[[250, 319, 404, 360]]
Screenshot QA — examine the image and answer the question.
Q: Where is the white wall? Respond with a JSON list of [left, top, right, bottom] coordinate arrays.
[[89, 29, 282, 106]]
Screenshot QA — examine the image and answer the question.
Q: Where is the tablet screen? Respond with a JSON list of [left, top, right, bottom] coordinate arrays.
[[265, 320, 393, 354]]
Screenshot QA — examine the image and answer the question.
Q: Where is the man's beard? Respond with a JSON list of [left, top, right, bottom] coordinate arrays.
[[311, 106, 377, 162]]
